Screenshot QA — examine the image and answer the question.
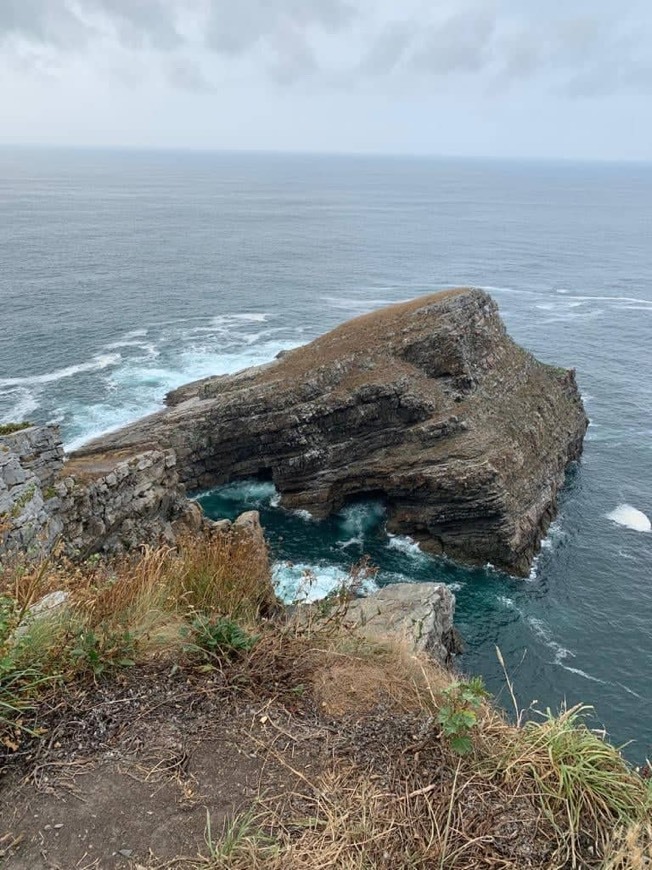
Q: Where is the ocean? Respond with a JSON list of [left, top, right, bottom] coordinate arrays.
[[1, 148, 650, 761]]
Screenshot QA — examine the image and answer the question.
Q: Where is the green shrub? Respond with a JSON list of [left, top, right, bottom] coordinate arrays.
[[70, 625, 136, 678], [185, 615, 258, 665], [437, 676, 488, 755]]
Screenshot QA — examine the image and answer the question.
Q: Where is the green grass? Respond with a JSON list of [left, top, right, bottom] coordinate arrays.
[[0, 422, 32, 436]]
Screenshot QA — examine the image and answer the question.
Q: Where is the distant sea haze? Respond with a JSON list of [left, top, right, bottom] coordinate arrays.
[[1, 148, 651, 761]]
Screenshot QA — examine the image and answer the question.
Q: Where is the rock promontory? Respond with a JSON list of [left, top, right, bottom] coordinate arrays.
[[69, 288, 587, 575]]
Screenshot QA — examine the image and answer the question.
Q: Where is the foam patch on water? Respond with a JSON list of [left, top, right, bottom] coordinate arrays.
[[292, 508, 317, 521], [386, 533, 427, 560], [273, 561, 378, 603], [207, 480, 278, 507], [338, 501, 386, 544], [606, 504, 651, 533], [558, 664, 608, 685], [526, 616, 574, 664], [0, 386, 40, 423], [63, 335, 302, 449], [0, 353, 121, 388]]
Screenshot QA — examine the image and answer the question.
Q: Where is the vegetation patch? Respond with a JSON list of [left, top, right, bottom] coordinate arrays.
[[0, 536, 649, 869], [0, 422, 31, 436]]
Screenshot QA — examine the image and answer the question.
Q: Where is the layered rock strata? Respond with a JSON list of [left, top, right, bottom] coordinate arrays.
[[71, 288, 587, 575]]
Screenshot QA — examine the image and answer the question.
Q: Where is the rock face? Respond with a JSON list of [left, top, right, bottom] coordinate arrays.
[[72, 288, 587, 575], [343, 582, 456, 664], [3, 289, 587, 575], [0, 425, 191, 558]]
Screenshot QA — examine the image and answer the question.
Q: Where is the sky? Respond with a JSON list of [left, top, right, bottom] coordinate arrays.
[[1, 0, 651, 161]]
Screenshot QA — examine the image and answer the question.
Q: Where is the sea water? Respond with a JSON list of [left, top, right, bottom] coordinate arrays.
[[1, 148, 650, 760]]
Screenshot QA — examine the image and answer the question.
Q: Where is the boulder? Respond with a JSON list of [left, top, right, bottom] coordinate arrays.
[[343, 582, 456, 664]]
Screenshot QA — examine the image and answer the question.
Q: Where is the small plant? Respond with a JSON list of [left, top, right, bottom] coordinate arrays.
[[70, 625, 136, 677], [437, 676, 488, 755], [203, 807, 273, 864], [0, 422, 31, 436], [10, 484, 37, 518], [0, 596, 52, 744], [185, 615, 258, 664]]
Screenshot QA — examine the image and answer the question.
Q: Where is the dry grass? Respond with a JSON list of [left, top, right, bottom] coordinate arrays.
[[603, 823, 652, 868], [1, 540, 651, 869]]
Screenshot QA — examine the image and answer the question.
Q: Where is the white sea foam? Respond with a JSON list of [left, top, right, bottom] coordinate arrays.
[[0, 387, 40, 423], [211, 312, 270, 325], [292, 508, 316, 521], [272, 561, 378, 603], [340, 501, 385, 533], [211, 480, 278, 506], [0, 353, 121, 388], [526, 616, 574, 664], [64, 337, 302, 449], [105, 340, 160, 360], [337, 537, 363, 549], [528, 554, 541, 581], [386, 533, 426, 559], [606, 504, 651, 533], [558, 664, 607, 685]]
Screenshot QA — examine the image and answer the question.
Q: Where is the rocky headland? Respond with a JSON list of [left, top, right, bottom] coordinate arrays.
[[1, 288, 587, 577]]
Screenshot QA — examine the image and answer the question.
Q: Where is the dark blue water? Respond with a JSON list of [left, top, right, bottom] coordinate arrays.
[[1, 148, 650, 761]]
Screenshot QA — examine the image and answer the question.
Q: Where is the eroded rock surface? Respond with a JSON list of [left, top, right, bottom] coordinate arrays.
[[343, 582, 456, 664], [73, 288, 586, 575], [0, 425, 190, 557]]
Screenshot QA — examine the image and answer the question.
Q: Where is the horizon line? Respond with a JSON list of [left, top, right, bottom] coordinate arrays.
[[0, 142, 651, 167]]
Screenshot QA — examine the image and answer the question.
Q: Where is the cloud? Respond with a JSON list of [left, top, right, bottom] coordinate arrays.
[[0, 0, 88, 48], [85, 0, 183, 50], [204, 0, 354, 55], [1, 0, 651, 97], [165, 57, 216, 92]]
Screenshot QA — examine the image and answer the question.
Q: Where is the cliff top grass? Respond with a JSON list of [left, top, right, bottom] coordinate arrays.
[[0, 422, 32, 437], [0, 538, 650, 868]]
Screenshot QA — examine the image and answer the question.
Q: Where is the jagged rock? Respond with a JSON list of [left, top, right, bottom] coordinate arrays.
[[343, 582, 456, 664], [73, 289, 587, 575]]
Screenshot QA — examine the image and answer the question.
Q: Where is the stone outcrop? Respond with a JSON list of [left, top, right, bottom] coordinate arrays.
[[342, 582, 456, 664], [71, 288, 587, 575], [1, 425, 65, 553], [0, 425, 191, 558]]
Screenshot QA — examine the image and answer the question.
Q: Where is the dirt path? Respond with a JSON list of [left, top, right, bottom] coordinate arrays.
[[0, 667, 326, 868]]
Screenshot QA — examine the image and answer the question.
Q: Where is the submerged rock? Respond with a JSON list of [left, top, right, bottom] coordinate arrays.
[[73, 288, 587, 575]]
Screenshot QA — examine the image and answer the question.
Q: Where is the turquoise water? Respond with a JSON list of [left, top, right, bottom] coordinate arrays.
[[0, 149, 650, 760]]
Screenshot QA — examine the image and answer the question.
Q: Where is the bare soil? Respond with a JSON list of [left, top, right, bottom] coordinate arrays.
[[0, 643, 572, 869], [0, 663, 327, 868]]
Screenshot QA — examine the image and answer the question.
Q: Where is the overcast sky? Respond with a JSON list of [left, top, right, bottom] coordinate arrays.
[[1, 0, 651, 160]]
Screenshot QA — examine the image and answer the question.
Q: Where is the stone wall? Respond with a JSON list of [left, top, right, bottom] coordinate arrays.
[[0, 425, 190, 559]]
